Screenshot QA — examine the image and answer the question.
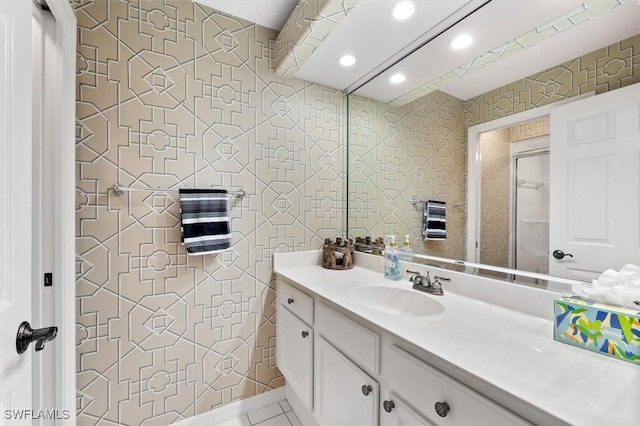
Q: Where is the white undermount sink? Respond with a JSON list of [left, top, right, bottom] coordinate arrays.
[[348, 285, 445, 317]]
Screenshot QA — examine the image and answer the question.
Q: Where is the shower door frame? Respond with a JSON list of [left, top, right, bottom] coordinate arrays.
[[509, 146, 550, 272]]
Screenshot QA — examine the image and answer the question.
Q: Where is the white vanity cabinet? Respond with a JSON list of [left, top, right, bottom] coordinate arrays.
[[276, 277, 528, 426], [276, 280, 314, 410]]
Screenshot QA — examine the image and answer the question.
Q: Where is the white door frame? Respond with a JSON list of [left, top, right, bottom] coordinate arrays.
[[466, 94, 593, 265], [38, 0, 76, 420]]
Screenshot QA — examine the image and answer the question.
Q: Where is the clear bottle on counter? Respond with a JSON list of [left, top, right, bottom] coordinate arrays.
[[384, 235, 402, 281], [398, 234, 414, 262]]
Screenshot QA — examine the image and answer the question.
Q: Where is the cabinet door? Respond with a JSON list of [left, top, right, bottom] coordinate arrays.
[[315, 336, 378, 426], [277, 305, 313, 410], [381, 393, 435, 426]]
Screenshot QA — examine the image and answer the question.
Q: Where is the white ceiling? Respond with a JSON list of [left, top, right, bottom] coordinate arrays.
[[199, 0, 640, 103], [295, 0, 488, 92], [357, 0, 640, 102], [352, 0, 585, 101], [195, 0, 297, 31]]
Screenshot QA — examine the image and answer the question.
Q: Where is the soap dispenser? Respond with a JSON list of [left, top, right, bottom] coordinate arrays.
[[384, 235, 402, 281], [398, 234, 415, 262]]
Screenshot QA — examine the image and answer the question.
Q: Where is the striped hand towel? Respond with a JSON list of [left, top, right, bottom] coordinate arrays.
[[179, 189, 231, 255], [423, 200, 446, 240]]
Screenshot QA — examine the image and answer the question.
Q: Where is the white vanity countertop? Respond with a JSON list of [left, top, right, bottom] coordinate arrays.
[[274, 251, 640, 426]]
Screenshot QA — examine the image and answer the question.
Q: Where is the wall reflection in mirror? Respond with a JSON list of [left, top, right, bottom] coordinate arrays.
[[346, 0, 640, 287]]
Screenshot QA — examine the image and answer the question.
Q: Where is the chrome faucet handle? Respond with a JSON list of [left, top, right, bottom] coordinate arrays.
[[431, 276, 450, 294], [407, 270, 431, 286], [406, 270, 420, 283]]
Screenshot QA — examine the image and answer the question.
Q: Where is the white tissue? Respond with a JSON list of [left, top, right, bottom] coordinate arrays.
[[571, 264, 640, 309]]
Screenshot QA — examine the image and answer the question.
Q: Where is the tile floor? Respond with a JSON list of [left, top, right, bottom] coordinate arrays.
[[217, 400, 302, 426]]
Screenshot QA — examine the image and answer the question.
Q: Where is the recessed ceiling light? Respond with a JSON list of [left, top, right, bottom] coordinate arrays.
[[390, 73, 406, 84], [451, 34, 473, 50], [339, 54, 356, 67], [392, 1, 415, 20]]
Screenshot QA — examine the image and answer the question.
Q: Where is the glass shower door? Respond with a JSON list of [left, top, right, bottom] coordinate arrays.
[[514, 151, 550, 283]]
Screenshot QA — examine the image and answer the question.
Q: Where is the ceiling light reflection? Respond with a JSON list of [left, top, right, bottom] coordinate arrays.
[[451, 34, 473, 50], [390, 73, 406, 84], [392, 1, 415, 20], [339, 54, 356, 67]]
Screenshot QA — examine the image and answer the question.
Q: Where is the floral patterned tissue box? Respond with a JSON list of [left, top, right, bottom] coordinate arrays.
[[554, 297, 640, 365]]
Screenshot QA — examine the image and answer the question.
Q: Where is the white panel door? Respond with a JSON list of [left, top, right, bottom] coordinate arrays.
[[314, 336, 378, 426], [0, 0, 34, 419], [276, 305, 313, 410], [550, 83, 640, 280]]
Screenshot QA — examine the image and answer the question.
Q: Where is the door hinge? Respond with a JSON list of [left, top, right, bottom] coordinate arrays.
[[34, 0, 51, 12]]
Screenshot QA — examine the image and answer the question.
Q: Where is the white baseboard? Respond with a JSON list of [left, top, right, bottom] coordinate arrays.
[[174, 387, 287, 425]]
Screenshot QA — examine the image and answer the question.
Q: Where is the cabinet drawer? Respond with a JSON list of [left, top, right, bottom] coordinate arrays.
[[316, 302, 380, 374], [277, 279, 314, 325], [385, 345, 528, 426]]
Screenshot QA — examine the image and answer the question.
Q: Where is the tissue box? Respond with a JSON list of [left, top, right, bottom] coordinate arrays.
[[554, 297, 640, 365]]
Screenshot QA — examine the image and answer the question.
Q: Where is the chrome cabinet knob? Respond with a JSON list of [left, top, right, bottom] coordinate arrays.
[[383, 400, 395, 413], [434, 401, 450, 417]]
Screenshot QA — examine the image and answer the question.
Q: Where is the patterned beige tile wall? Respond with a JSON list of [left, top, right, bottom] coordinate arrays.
[[348, 91, 467, 260], [462, 35, 640, 125], [272, 0, 358, 78], [509, 117, 549, 143], [74, 1, 345, 424], [478, 128, 510, 268]]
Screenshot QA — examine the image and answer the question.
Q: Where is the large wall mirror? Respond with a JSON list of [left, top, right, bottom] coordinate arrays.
[[346, 0, 640, 287]]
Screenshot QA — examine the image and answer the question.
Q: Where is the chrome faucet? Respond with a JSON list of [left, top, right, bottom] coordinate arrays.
[[407, 270, 449, 296]]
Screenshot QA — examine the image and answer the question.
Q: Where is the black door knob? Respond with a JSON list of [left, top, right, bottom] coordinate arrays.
[[287, 298, 294, 304], [16, 321, 57, 354], [361, 384, 372, 396], [383, 400, 395, 413], [553, 249, 573, 260], [301, 330, 308, 338], [435, 401, 450, 417]]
